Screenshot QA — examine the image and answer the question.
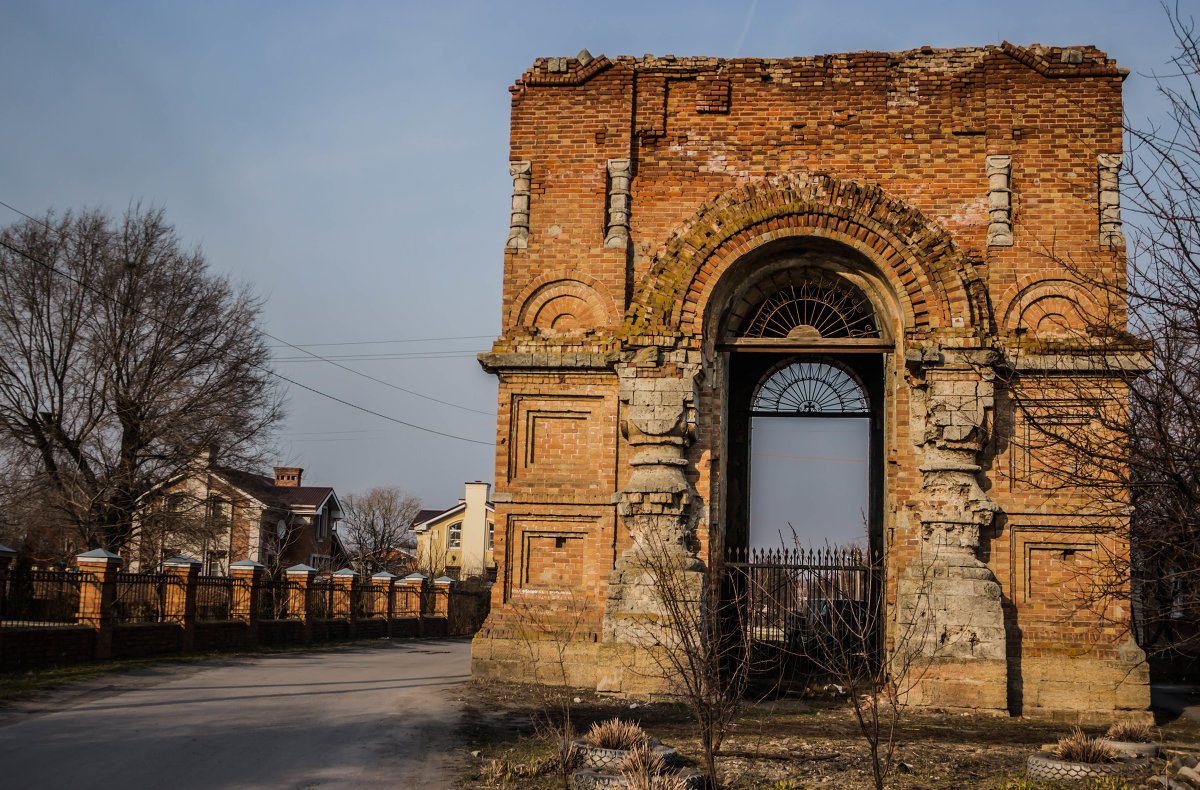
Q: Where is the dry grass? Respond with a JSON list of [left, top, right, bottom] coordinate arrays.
[[1104, 721, 1153, 743], [583, 718, 648, 750], [619, 745, 689, 790], [1054, 728, 1119, 763]]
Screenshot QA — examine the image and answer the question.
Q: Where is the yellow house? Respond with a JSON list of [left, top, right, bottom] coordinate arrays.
[[413, 482, 495, 579]]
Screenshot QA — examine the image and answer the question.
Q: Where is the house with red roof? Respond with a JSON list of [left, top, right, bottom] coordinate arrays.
[[131, 457, 346, 575]]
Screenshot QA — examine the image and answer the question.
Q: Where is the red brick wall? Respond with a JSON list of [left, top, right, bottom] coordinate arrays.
[[482, 45, 1135, 681]]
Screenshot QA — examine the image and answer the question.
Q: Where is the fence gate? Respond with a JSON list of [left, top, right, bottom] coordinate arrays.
[[724, 546, 881, 682]]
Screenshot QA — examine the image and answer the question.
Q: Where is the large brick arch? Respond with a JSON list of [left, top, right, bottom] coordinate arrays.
[[621, 173, 987, 343]]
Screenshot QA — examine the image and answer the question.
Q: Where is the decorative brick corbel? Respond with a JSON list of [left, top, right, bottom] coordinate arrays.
[[605, 158, 632, 249], [986, 155, 1013, 247], [506, 161, 532, 249], [1098, 153, 1124, 248]]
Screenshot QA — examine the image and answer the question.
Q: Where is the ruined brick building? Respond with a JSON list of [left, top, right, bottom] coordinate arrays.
[[472, 44, 1150, 717]]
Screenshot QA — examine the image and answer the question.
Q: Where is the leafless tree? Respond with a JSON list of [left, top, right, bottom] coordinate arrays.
[[0, 206, 283, 556], [779, 539, 938, 790], [629, 528, 757, 786], [1001, 4, 1200, 656], [508, 589, 591, 790], [340, 486, 422, 575]]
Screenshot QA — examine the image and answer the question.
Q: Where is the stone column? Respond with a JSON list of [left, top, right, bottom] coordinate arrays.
[[229, 558, 264, 644], [900, 346, 1008, 711], [162, 555, 201, 653], [76, 549, 122, 659], [600, 355, 705, 692]]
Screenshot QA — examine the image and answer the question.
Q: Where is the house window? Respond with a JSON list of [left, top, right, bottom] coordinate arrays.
[[165, 493, 186, 513], [309, 553, 331, 573], [205, 550, 227, 575], [488, 521, 494, 551], [316, 509, 328, 541], [448, 522, 462, 550], [209, 497, 229, 525]]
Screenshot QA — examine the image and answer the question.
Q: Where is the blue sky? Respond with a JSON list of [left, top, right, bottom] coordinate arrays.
[[0, 0, 1183, 509]]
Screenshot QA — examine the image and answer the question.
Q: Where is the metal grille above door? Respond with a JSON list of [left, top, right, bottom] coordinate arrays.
[[752, 358, 870, 414]]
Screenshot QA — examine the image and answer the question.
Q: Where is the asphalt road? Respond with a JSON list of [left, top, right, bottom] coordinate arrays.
[[0, 638, 471, 790]]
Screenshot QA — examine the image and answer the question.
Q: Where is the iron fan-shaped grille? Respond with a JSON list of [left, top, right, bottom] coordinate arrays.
[[752, 359, 869, 414], [741, 274, 879, 339]]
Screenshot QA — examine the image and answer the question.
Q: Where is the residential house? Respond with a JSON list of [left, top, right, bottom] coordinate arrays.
[[413, 482, 495, 579], [132, 459, 346, 575]]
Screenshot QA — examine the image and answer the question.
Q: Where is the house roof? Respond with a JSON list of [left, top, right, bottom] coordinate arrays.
[[209, 466, 340, 514], [412, 500, 494, 533], [413, 509, 444, 526]]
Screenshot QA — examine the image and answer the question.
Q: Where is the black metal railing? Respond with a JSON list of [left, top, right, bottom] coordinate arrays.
[[258, 577, 301, 620], [1, 569, 87, 627], [352, 579, 374, 618], [726, 546, 880, 673], [113, 572, 182, 623], [307, 578, 333, 619], [196, 575, 233, 620]]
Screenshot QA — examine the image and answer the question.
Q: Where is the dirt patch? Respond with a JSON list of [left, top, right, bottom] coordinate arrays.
[[455, 682, 1200, 789]]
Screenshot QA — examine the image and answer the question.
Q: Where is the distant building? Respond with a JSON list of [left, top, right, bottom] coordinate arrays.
[[132, 459, 346, 574], [413, 482, 494, 579]]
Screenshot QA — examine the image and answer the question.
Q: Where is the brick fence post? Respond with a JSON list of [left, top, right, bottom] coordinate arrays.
[[332, 567, 357, 638], [0, 543, 15, 627], [163, 555, 201, 653], [0, 544, 15, 657], [399, 573, 426, 618], [432, 576, 453, 621], [371, 572, 396, 637], [76, 549, 122, 659], [229, 559, 264, 645], [285, 564, 317, 643]]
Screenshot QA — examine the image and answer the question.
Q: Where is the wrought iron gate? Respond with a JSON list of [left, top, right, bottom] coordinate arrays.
[[725, 546, 881, 679]]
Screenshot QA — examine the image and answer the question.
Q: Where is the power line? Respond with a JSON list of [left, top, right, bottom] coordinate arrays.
[[0, 233, 493, 447], [0, 199, 495, 422], [272, 351, 480, 362], [269, 334, 494, 348], [262, 337, 492, 415]]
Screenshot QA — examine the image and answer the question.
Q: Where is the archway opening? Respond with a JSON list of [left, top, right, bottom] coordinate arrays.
[[718, 258, 890, 681]]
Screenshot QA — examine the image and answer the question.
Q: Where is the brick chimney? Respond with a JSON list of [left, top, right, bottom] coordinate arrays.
[[273, 467, 303, 487]]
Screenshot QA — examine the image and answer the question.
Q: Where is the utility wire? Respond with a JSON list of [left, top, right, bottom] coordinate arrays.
[[0, 199, 495, 421], [269, 334, 493, 348], [0, 234, 493, 446]]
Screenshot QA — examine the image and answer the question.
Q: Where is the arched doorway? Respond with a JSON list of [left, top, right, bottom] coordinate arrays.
[[717, 252, 891, 673]]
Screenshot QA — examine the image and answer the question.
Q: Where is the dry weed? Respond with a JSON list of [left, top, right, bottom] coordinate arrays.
[[1104, 721, 1153, 743], [584, 718, 648, 750], [1054, 728, 1119, 763]]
